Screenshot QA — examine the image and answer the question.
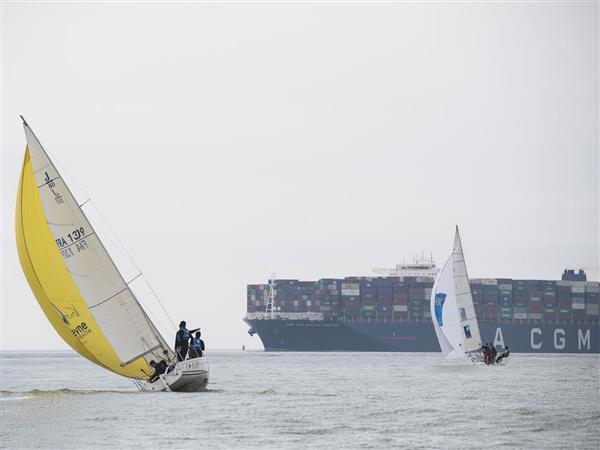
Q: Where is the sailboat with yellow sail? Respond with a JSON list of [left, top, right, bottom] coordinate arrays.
[[15, 116, 208, 392]]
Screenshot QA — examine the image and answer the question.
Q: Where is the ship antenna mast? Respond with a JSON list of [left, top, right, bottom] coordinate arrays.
[[266, 271, 276, 318]]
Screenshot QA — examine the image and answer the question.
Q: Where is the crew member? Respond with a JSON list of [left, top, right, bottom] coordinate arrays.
[[189, 331, 205, 359], [175, 320, 200, 361], [482, 343, 490, 364], [489, 344, 498, 363], [148, 360, 167, 383]]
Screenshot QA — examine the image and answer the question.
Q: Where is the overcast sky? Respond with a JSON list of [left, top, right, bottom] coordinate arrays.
[[1, 2, 598, 351]]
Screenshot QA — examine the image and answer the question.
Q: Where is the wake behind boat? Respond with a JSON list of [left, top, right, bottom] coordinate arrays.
[[15, 117, 208, 391], [430, 226, 509, 366]]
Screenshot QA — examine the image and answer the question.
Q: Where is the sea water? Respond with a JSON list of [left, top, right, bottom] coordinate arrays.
[[1, 351, 598, 449]]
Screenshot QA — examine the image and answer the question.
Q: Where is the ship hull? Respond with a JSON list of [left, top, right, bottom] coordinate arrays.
[[245, 319, 600, 353]]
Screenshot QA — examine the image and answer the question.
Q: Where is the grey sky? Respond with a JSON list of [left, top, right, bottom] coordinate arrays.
[[1, 2, 598, 351]]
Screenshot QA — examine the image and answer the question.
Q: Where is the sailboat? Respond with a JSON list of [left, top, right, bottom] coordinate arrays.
[[430, 226, 485, 363], [15, 117, 209, 391]]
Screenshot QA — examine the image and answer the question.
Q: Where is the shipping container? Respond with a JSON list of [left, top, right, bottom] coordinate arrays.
[[529, 302, 543, 313], [586, 282, 600, 293], [586, 304, 600, 315]]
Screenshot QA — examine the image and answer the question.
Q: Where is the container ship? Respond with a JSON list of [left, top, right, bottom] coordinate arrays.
[[244, 257, 599, 353]]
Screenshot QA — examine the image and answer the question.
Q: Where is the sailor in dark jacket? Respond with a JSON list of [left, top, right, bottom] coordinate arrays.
[[489, 344, 498, 363], [188, 331, 205, 359], [175, 321, 200, 361], [148, 360, 167, 383], [482, 343, 490, 364]]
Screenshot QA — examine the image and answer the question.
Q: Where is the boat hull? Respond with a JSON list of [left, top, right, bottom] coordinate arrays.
[[245, 318, 600, 353], [140, 358, 209, 392]]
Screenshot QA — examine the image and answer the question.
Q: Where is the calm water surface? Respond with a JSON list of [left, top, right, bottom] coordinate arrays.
[[1, 351, 599, 449]]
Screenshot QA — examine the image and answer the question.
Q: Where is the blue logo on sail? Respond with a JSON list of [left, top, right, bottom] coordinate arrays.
[[434, 293, 446, 326]]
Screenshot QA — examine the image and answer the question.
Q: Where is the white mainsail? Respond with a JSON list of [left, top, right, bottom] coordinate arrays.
[[430, 227, 482, 357], [23, 121, 173, 366], [451, 228, 482, 353]]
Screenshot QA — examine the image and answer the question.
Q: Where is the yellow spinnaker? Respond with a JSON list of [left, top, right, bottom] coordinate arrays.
[[16, 148, 150, 379]]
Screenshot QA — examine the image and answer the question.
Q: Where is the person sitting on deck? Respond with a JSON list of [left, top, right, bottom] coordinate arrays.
[[148, 360, 167, 383], [188, 331, 205, 359], [175, 321, 200, 361]]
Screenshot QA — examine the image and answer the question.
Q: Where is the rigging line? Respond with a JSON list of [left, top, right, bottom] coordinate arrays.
[[124, 272, 172, 335], [83, 202, 176, 331], [141, 274, 177, 330], [127, 273, 143, 285], [131, 293, 172, 336], [138, 298, 170, 342], [49, 151, 93, 205]]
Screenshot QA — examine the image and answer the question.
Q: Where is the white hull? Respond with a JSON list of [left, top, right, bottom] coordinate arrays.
[[470, 352, 509, 366], [138, 357, 209, 392]]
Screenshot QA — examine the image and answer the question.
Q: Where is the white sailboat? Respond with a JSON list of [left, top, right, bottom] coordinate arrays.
[[430, 227, 484, 362], [16, 117, 208, 391]]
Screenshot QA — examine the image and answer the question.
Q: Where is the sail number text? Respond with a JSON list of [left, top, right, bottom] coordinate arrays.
[[56, 227, 89, 259]]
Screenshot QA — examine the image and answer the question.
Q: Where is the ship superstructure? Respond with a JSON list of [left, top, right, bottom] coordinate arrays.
[[372, 254, 438, 278]]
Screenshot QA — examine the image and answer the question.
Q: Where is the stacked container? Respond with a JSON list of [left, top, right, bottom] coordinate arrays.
[[528, 284, 543, 321], [497, 279, 513, 322], [586, 282, 600, 323], [248, 275, 598, 325], [470, 283, 483, 320], [571, 282, 586, 322], [294, 281, 314, 314], [375, 278, 394, 320], [481, 280, 498, 322], [274, 280, 298, 313], [360, 280, 376, 320], [341, 281, 360, 320], [408, 282, 427, 322], [556, 281, 572, 321], [247, 284, 269, 313], [513, 281, 529, 320], [392, 281, 409, 320], [542, 281, 557, 321], [315, 279, 341, 318]]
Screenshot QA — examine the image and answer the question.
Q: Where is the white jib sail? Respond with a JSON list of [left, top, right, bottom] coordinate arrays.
[[23, 122, 172, 365], [431, 254, 464, 357], [452, 227, 482, 353]]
